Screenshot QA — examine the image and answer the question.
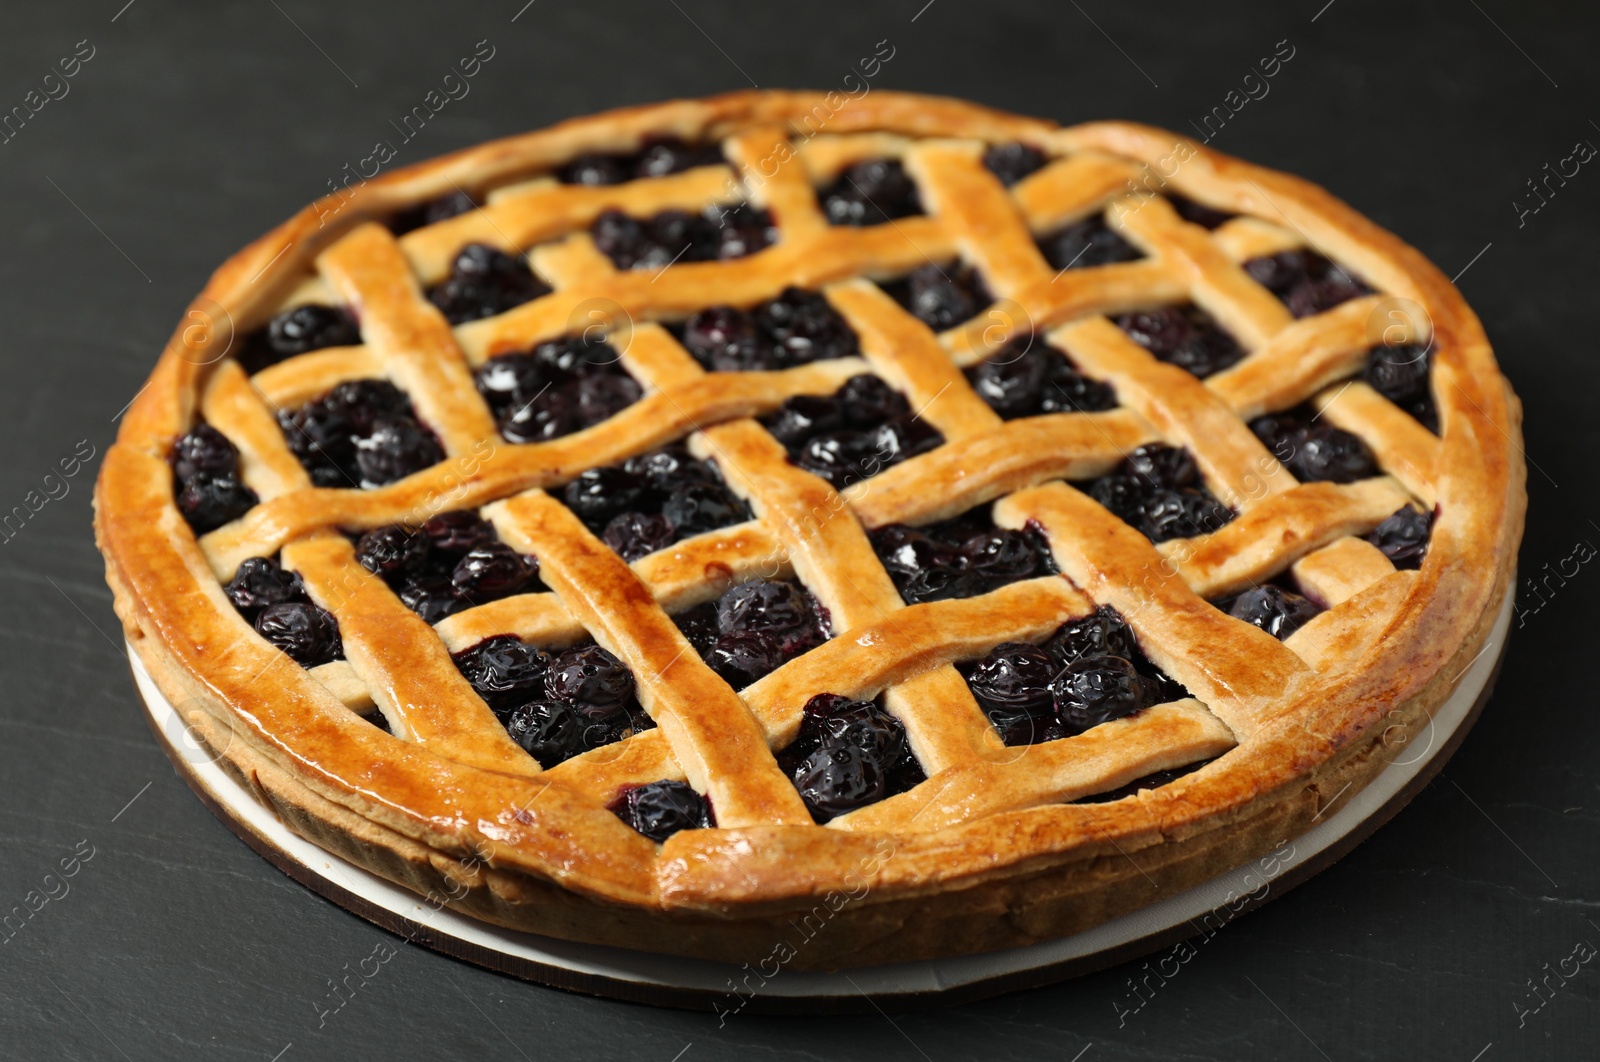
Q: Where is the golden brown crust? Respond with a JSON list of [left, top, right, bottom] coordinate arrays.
[[94, 90, 1524, 968]]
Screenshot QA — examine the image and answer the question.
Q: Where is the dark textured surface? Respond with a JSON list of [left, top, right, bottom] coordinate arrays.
[[3, 1, 1597, 1058]]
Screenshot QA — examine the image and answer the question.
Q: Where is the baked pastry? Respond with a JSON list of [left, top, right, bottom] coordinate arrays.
[[95, 91, 1524, 970]]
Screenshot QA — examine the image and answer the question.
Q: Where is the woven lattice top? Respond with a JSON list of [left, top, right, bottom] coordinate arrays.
[[97, 95, 1519, 924]]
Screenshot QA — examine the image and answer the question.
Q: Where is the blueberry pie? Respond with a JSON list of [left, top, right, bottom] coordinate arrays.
[[96, 92, 1524, 969]]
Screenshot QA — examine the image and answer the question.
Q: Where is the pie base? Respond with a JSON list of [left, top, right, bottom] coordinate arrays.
[[113, 544, 1514, 972], [128, 586, 1510, 1004]]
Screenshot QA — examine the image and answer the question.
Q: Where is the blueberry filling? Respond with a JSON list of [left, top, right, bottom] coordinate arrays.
[[1366, 505, 1433, 569], [1364, 342, 1438, 433], [238, 304, 362, 375], [1036, 217, 1143, 271], [610, 780, 713, 841], [871, 509, 1056, 605], [560, 446, 750, 562], [1165, 194, 1233, 230], [278, 379, 444, 489], [426, 243, 550, 324], [169, 423, 259, 533], [557, 138, 725, 186], [762, 374, 943, 489], [1243, 250, 1371, 319], [473, 336, 642, 443], [1113, 305, 1246, 378], [673, 287, 860, 371], [965, 336, 1117, 419], [353, 510, 542, 622], [223, 555, 342, 667], [452, 634, 655, 768], [388, 189, 478, 236], [1248, 405, 1378, 484], [777, 694, 924, 822], [879, 262, 991, 331], [1074, 759, 1217, 804], [819, 158, 923, 226], [1215, 582, 1321, 640], [959, 606, 1186, 746], [592, 203, 775, 271], [674, 578, 831, 689], [982, 142, 1048, 187], [1083, 444, 1234, 543]]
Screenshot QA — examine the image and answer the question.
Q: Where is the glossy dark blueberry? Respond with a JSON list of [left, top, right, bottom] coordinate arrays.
[[966, 341, 1116, 420], [545, 644, 634, 716], [1037, 217, 1142, 271], [1166, 194, 1233, 230], [967, 642, 1058, 713], [800, 695, 908, 765], [1123, 444, 1198, 489], [1050, 655, 1147, 733], [1226, 584, 1321, 640], [171, 424, 241, 483], [677, 288, 859, 371], [499, 389, 581, 443], [793, 744, 884, 822], [1140, 487, 1234, 542], [558, 153, 631, 186], [872, 515, 1053, 606], [225, 557, 306, 619], [1044, 605, 1138, 668], [279, 380, 435, 489], [884, 263, 989, 331], [240, 304, 361, 373], [672, 602, 721, 656], [704, 630, 786, 688], [819, 158, 922, 226], [1367, 506, 1433, 569], [563, 467, 647, 527], [1088, 464, 1233, 544], [560, 138, 725, 185], [660, 482, 743, 538], [613, 780, 713, 841], [982, 142, 1048, 186], [474, 338, 638, 444], [624, 446, 716, 491], [451, 541, 539, 599], [764, 374, 943, 487], [354, 525, 429, 580], [254, 601, 342, 667], [422, 511, 497, 556], [873, 525, 965, 603], [1365, 342, 1438, 433], [757, 287, 860, 365], [427, 243, 550, 324], [387, 190, 478, 235], [177, 475, 258, 533], [716, 579, 814, 637], [398, 576, 469, 624], [592, 203, 771, 271], [354, 419, 444, 487], [602, 512, 676, 562], [763, 394, 843, 446], [1243, 250, 1370, 318], [504, 699, 584, 768], [453, 636, 553, 717], [714, 202, 777, 259], [636, 138, 725, 177], [575, 372, 642, 425], [1249, 409, 1377, 484], [1113, 306, 1245, 378]]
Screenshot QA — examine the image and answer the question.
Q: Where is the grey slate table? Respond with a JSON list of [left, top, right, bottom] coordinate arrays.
[[2, 1, 1596, 1058]]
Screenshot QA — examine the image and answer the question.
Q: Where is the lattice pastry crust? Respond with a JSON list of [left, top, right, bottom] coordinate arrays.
[[95, 91, 1524, 969]]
